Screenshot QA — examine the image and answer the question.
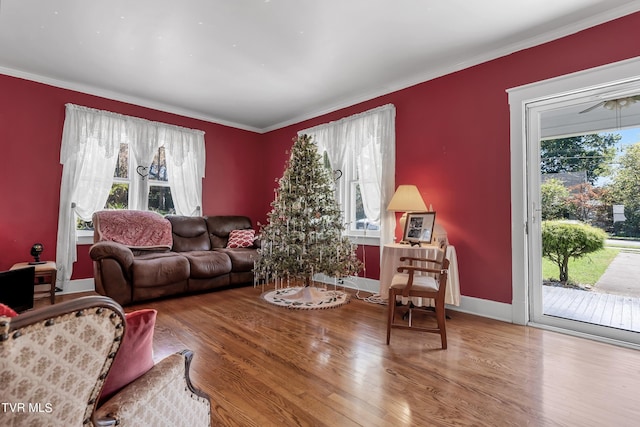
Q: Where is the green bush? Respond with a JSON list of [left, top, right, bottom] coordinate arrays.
[[541, 220, 606, 282], [541, 178, 572, 220]]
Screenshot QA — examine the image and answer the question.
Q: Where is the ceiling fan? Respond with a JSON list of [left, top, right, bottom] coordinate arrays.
[[579, 95, 640, 114]]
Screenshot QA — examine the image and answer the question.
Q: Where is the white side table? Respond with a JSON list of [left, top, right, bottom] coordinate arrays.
[[380, 244, 460, 306]]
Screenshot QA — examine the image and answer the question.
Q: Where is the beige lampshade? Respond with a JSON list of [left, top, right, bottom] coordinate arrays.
[[387, 185, 427, 212]]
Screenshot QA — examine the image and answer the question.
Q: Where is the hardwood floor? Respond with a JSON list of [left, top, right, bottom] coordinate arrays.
[[54, 286, 640, 426]]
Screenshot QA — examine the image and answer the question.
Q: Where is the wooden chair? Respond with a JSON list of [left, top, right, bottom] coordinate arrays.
[[386, 253, 450, 349]]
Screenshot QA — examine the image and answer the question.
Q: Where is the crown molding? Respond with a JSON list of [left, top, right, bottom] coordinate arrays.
[[263, 4, 640, 133], [0, 65, 262, 133], [2, 3, 639, 134]]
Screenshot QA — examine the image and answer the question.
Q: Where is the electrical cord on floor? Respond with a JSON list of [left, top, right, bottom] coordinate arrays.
[[324, 240, 388, 305], [360, 293, 388, 305], [341, 241, 387, 305], [339, 276, 387, 305], [347, 241, 388, 305]]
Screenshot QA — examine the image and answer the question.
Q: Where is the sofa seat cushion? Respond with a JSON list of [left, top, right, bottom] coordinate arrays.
[[181, 251, 232, 279], [215, 248, 257, 272], [132, 253, 190, 288]]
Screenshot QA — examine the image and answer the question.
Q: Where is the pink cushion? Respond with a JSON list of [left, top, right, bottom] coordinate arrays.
[[0, 303, 18, 317], [226, 229, 255, 248], [94, 210, 173, 250], [100, 309, 157, 402]]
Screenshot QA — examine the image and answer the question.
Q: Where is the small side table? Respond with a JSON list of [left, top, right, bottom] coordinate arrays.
[[380, 244, 460, 306], [10, 261, 57, 305]]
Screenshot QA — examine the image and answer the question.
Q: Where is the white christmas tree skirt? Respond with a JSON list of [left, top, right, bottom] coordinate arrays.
[[261, 286, 349, 310]]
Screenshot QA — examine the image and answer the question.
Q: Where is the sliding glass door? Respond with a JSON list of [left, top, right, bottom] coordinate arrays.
[[526, 82, 640, 346]]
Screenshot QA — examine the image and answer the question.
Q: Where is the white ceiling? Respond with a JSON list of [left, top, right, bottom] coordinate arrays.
[[1, 0, 640, 133], [541, 95, 640, 139]]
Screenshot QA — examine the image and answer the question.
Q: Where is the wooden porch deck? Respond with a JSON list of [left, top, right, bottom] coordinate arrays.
[[543, 286, 640, 333]]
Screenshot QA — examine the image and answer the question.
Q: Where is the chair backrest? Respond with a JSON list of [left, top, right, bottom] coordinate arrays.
[[0, 266, 35, 313], [431, 247, 449, 290], [166, 215, 212, 252], [436, 245, 448, 264], [437, 258, 450, 293], [0, 296, 125, 427]]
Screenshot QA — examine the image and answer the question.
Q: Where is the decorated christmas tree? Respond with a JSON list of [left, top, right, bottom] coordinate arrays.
[[255, 134, 362, 295]]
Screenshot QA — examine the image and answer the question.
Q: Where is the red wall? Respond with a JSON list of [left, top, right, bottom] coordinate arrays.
[[262, 12, 640, 303], [0, 76, 263, 277], [2, 12, 639, 303]]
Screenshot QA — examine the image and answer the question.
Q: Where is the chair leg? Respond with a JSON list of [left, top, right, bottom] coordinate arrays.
[[386, 289, 395, 345], [435, 301, 447, 349]]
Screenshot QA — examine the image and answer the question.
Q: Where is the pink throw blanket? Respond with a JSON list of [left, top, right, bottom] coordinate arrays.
[[94, 210, 173, 250]]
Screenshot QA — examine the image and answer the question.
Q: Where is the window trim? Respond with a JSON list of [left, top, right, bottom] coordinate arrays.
[[77, 230, 94, 246]]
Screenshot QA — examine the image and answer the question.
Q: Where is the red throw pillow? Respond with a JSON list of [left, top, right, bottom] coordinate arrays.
[[226, 229, 255, 248], [0, 303, 18, 317], [99, 309, 157, 403]]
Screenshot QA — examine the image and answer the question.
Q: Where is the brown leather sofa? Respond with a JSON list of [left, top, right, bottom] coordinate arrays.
[[90, 214, 258, 305]]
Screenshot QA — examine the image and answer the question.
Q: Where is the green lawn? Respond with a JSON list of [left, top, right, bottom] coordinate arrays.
[[542, 247, 620, 285]]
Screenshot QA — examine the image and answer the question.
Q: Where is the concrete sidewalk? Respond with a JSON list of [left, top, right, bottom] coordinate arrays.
[[593, 252, 640, 297]]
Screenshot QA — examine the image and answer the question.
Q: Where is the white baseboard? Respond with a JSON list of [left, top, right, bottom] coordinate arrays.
[[452, 295, 513, 323], [59, 278, 95, 295], [313, 274, 380, 294], [315, 275, 514, 323]]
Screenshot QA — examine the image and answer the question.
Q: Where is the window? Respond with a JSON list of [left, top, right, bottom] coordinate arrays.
[[328, 147, 380, 236], [57, 104, 205, 287], [110, 143, 130, 209], [77, 145, 175, 231], [147, 146, 174, 215], [299, 104, 395, 245], [110, 143, 175, 215]]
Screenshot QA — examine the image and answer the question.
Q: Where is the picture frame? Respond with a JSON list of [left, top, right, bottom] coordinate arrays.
[[403, 212, 436, 245]]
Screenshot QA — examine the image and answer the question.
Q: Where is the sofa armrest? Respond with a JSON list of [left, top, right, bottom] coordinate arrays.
[[253, 236, 262, 249], [90, 241, 135, 270], [93, 350, 211, 427]]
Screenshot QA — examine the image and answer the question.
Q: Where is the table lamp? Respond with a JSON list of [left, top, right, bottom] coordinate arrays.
[[387, 185, 427, 243]]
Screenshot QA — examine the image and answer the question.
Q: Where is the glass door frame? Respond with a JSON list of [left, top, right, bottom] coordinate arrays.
[[508, 57, 640, 348]]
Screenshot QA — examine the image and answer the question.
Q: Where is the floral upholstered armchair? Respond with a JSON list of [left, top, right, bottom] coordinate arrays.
[[0, 296, 211, 426]]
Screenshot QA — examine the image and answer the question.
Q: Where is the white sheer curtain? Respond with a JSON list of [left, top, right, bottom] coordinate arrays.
[[128, 124, 159, 211], [164, 127, 205, 216], [357, 135, 383, 223], [56, 104, 205, 289], [302, 125, 346, 205], [57, 105, 123, 289], [299, 104, 396, 249]]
